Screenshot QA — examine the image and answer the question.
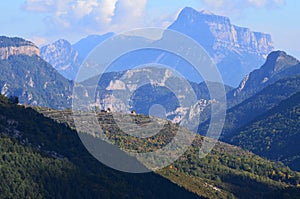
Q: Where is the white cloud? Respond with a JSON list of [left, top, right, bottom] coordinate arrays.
[[23, 0, 148, 38], [71, 0, 99, 18], [110, 0, 147, 29], [98, 0, 118, 23]]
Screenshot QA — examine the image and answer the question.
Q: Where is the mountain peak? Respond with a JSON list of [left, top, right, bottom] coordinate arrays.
[[54, 39, 71, 46], [169, 7, 274, 86], [231, 51, 300, 100], [178, 7, 229, 23], [263, 50, 299, 73], [180, 7, 215, 16]]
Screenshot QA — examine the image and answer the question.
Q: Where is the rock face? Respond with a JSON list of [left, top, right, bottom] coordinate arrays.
[[41, 39, 80, 80], [168, 7, 274, 86], [0, 37, 72, 108], [41, 33, 114, 80], [228, 51, 300, 105], [0, 36, 40, 59], [76, 68, 220, 125]]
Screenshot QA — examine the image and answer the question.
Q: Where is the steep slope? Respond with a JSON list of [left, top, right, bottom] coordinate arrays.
[[198, 75, 300, 139], [227, 92, 300, 171], [224, 75, 300, 135], [0, 54, 72, 108], [198, 51, 300, 136], [228, 51, 300, 106], [39, 108, 300, 199], [168, 7, 274, 86], [40, 39, 81, 80], [0, 95, 201, 199], [0, 37, 72, 108]]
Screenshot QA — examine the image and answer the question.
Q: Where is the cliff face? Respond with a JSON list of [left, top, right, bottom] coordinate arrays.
[[41, 39, 80, 80], [0, 36, 72, 109], [168, 7, 274, 86], [0, 36, 40, 59], [170, 7, 273, 57], [41, 34, 114, 81], [232, 51, 300, 99]]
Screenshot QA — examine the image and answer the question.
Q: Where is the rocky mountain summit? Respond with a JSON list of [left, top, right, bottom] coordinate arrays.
[[229, 51, 300, 104], [40, 39, 80, 80], [41, 34, 114, 80], [170, 7, 273, 56], [168, 7, 274, 86]]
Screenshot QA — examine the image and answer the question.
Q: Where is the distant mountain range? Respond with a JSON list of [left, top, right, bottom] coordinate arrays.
[[1, 35, 299, 131], [0, 30, 300, 198], [41, 7, 274, 86]]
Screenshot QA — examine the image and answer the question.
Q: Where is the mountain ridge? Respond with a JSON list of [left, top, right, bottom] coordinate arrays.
[[41, 7, 274, 86], [228, 50, 300, 106], [0, 37, 73, 108], [168, 7, 274, 86], [0, 36, 40, 59]]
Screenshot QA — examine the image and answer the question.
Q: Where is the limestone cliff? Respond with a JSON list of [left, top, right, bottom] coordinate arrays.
[[0, 36, 40, 59]]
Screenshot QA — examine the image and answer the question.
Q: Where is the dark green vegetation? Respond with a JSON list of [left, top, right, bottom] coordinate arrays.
[[226, 92, 300, 171], [0, 54, 72, 108], [198, 51, 300, 132], [39, 107, 300, 199], [199, 75, 300, 138], [0, 95, 201, 199], [223, 75, 300, 136], [0, 36, 36, 48]]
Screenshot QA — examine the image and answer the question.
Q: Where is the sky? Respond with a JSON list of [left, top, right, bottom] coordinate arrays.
[[1, 0, 300, 59]]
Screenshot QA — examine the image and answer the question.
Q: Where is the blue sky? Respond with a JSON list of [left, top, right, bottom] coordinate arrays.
[[1, 0, 300, 59]]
